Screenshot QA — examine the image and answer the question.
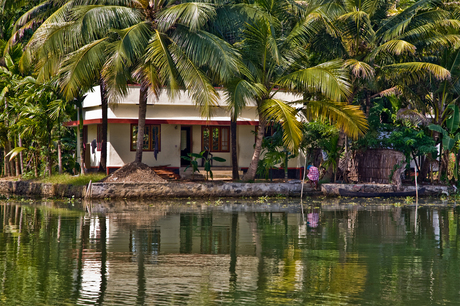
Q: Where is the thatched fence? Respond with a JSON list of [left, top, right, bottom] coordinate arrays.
[[346, 149, 405, 184]]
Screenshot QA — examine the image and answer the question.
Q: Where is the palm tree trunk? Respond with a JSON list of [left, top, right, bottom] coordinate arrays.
[[47, 122, 53, 176], [365, 90, 371, 117], [7, 141, 13, 176], [58, 141, 62, 174], [34, 153, 38, 177], [3, 145, 9, 177], [284, 151, 288, 182], [230, 118, 239, 180], [15, 155, 19, 176], [135, 84, 148, 163], [242, 119, 266, 181], [99, 77, 108, 173], [58, 118, 62, 174], [18, 135, 24, 175], [78, 105, 85, 175]]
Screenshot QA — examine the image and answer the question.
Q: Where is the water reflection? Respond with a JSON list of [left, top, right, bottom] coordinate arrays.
[[0, 199, 459, 305]]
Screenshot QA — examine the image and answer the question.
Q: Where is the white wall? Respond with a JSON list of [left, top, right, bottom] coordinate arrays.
[[107, 123, 182, 168], [238, 125, 257, 168]]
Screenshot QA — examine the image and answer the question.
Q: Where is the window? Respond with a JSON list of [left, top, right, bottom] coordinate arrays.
[[202, 126, 229, 152], [131, 124, 161, 151]]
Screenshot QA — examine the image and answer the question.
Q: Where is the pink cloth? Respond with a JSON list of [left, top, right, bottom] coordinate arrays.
[[307, 166, 319, 181]]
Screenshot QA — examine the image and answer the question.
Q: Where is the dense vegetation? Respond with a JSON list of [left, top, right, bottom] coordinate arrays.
[[0, 0, 459, 184]]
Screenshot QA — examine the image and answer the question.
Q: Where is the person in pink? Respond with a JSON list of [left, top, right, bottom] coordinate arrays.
[[307, 165, 319, 189]]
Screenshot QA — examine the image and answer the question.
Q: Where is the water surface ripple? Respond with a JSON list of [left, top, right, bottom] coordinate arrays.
[[0, 198, 458, 305]]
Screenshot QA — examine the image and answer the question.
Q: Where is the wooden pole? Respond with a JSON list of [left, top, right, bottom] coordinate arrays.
[[300, 155, 307, 223]]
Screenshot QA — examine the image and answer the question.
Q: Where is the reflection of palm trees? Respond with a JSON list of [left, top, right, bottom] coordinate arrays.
[[229, 213, 238, 287], [135, 230, 146, 306], [96, 216, 107, 305]]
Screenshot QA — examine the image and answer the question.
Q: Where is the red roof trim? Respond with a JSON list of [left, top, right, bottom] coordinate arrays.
[[65, 119, 258, 127]]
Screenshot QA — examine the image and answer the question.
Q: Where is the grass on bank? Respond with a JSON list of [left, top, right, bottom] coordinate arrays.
[[36, 173, 107, 186]]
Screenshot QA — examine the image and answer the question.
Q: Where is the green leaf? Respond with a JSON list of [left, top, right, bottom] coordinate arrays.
[[212, 157, 226, 162], [443, 136, 456, 151], [428, 124, 448, 136], [190, 153, 204, 159], [6, 147, 26, 161], [446, 104, 460, 133]]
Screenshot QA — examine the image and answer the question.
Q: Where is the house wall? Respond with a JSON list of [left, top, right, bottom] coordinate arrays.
[[79, 86, 305, 175], [107, 123, 182, 168], [238, 125, 256, 167], [86, 124, 100, 168]]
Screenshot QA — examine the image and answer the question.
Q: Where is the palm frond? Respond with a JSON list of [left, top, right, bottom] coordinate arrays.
[[168, 39, 220, 118], [145, 30, 181, 95], [103, 22, 152, 101], [259, 98, 303, 151], [225, 78, 264, 117], [383, 62, 451, 85], [171, 27, 241, 84], [377, 0, 437, 41], [277, 60, 351, 101], [344, 59, 375, 79], [157, 2, 216, 32], [302, 99, 368, 139], [59, 38, 109, 101], [366, 40, 416, 61]]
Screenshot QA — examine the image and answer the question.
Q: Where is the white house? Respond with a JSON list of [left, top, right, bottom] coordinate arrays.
[[67, 85, 306, 178]]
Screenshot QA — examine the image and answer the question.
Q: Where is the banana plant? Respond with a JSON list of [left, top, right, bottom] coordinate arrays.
[[181, 151, 226, 180], [429, 104, 460, 180]]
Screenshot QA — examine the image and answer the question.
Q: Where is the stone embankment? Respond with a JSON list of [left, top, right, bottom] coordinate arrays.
[[321, 183, 453, 196], [0, 180, 318, 199], [0, 181, 452, 199]]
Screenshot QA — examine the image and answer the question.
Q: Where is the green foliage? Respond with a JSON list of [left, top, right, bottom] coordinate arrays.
[[302, 121, 340, 151], [181, 151, 226, 180], [182, 152, 202, 178], [37, 173, 106, 186], [388, 126, 437, 165], [429, 105, 460, 152], [320, 134, 343, 182], [256, 125, 295, 180]]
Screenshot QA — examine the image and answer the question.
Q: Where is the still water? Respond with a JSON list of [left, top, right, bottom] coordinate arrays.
[[0, 197, 459, 305]]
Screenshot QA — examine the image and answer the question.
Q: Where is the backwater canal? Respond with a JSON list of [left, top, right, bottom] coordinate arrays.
[[0, 196, 459, 305]]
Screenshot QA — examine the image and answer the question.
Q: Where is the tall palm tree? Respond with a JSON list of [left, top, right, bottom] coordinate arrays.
[[24, 0, 240, 168], [222, 0, 368, 181], [312, 0, 452, 112]]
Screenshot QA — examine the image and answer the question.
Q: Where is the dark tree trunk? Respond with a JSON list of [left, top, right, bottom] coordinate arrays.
[[230, 118, 239, 180], [135, 84, 148, 163], [58, 118, 62, 174], [18, 135, 23, 175], [3, 145, 7, 176], [99, 77, 108, 173], [7, 141, 13, 176], [365, 90, 371, 117], [78, 105, 85, 175], [242, 118, 265, 181], [46, 122, 53, 176]]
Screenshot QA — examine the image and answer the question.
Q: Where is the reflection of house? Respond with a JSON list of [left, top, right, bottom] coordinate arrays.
[[67, 85, 305, 178]]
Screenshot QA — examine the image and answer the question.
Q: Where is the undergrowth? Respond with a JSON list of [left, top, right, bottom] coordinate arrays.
[[36, 173, 106, 186]]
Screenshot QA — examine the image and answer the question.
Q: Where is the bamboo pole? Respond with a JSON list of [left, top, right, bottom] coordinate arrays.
[[300, 155, 307, 223]]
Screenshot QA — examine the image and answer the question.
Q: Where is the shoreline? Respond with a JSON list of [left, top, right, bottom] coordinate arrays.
[[0, 180, 451, 199]]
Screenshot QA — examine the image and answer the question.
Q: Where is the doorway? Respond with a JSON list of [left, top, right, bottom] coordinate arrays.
[[180, 126, 192, 166]]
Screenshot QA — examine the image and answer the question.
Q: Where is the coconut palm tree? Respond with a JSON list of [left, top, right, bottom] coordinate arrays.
[[311, 0, 452, 111], [220, 0, 368, 181], [23, 0, 240, 168]]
